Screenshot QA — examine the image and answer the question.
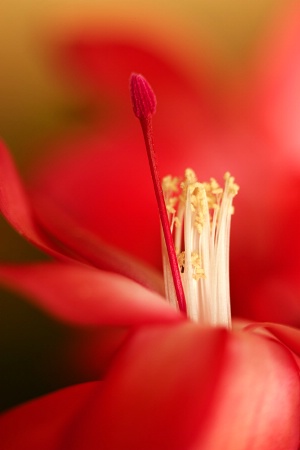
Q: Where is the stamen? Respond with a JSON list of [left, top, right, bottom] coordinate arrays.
[[130, 73, 187, 314], [162, 169, 239, 327]]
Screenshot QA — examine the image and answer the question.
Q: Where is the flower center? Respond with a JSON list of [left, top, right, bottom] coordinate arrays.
[[130, 73, 238, 328], [162, 169, 239, 327]]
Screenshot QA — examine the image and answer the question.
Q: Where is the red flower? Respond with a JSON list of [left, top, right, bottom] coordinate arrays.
[[0, 4, 300, 447], [0, 79, 299, 450]]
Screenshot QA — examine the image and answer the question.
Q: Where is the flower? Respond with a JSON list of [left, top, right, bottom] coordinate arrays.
[[1, 4, 300, 446], [0, 68, 300, 448]]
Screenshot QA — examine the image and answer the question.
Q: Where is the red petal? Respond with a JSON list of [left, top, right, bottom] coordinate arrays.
[[245, 321, 300, 367], [263, 323, 300, 358], [64, 324, 300, 449], [0, 382, 99, 450], [0, 263, 181, 326], [0, 141, 68, 259]]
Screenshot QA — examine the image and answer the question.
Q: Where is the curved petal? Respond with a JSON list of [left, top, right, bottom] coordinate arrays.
[[0, 141, 62, 258], [262, 323, 300, 358], [0, 263, 181, 326], [64, 324, 300, 449], [244, 321, 300, 368], [0, 382, 99, 450]]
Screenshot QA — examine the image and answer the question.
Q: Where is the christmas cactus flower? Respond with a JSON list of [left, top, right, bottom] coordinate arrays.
[[0, 73, 299, 449]]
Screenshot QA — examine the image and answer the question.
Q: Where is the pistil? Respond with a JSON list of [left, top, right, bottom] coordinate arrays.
[[130, 73, 187, 314]]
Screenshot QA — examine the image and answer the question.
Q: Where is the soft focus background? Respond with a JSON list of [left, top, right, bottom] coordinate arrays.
[[0, 0, 292, 162], [0, 0, 295, 412]]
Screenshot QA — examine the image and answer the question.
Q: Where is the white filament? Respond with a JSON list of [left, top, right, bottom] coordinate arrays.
[[162, 170, 239, 328]]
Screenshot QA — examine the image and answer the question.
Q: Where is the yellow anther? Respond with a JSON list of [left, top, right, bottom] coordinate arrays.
[[162, 175, 179, 193], [191, 251, 205, 280], [165, 197, 178, 214], [212, 187, 223, 195], [229, 183, 239, 197], [185, 168, 197, 184]]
